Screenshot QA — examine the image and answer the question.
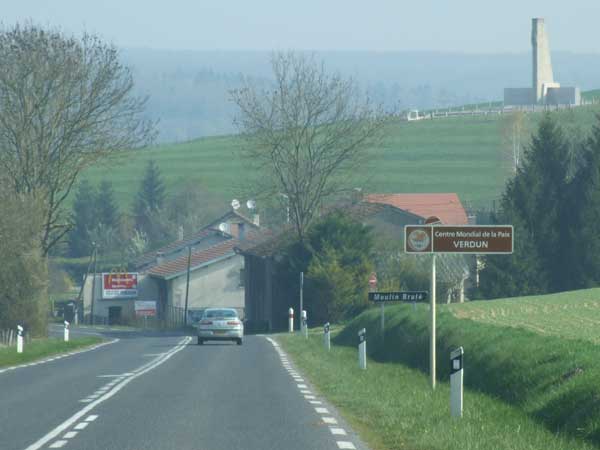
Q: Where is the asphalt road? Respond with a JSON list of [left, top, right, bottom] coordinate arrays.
[[0, 327, 367, 450]]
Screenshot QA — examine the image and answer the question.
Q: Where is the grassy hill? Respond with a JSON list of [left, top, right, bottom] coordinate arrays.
[[83, 103, 600, 212], [328, 287, 600, 447]]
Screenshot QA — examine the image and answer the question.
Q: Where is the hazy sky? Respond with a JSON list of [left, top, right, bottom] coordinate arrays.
[[4, 0, 599, 53]]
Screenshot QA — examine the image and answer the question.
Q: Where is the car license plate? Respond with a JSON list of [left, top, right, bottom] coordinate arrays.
[[214, 330, 226, 335]]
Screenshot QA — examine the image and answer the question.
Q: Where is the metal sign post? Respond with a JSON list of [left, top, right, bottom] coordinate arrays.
[[16, 325, 23, 354], [324, 322, 331, 351], [358, 328, 366, 370], [430, 254, 436, 389], [450, 347, 464, 417]]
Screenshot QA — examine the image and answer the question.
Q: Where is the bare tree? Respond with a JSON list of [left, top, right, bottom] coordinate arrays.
[[231, 52, 387, 240], [500, 111, 528, 174], [0, 24, 156, 254]]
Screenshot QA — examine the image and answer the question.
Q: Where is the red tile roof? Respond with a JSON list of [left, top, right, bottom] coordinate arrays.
[[147, 240, 239, 280], [365, 193, 468, 225]]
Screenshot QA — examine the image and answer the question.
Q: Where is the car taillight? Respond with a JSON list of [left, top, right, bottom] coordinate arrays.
[[200, 320, 213, 325], [227, 321, 240, 325]]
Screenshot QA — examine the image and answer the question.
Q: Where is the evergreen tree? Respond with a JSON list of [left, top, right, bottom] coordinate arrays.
[[133, 160, 167, 245], [96, 180, 120, 230], [68, 179, 97, 257], [565, 117, 600, 288], [480, 115, 571, 297]]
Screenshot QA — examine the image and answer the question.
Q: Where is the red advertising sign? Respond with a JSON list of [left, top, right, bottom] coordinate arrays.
[[102, 273, 138, 299], [405, 225, 513, 254]]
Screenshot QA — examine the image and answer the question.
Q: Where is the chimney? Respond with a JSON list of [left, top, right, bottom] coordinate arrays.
[[156, 252, 164, 265], [253, 214, 260, 227]]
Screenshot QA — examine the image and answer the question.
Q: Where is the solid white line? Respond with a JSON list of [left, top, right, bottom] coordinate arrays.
[[79, 399, 93, 403], [323, 417, 338, 424], [63, 431, 78, 439], [48, 441, 67, 448], [85, 415, 98, 422], [0, 339, 119, 376], [23, 336, 191, 450], [336, 441, 356, 449], [73, 422, 89, 430], [315, 407, 330, 414], [330, 427, 347, 435]]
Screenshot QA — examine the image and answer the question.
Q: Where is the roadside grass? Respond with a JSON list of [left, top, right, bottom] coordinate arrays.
[[277, 331, 594, 450], [326, 290, 600, 447], [0, 336, 103, 368]]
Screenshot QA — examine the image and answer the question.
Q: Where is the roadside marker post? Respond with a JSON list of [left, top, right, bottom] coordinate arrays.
[[450, 347, 464, 417], [301, 310, 308, 338], [64, 321, 70, 342], [288, 308, 294, 333], [16, 325, 23, 353], [358, 328, 366, 370], [324, 322, 331, 351]]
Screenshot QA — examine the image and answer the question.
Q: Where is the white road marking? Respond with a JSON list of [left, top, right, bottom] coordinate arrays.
[[48, 440, 67, 448], [97, 373, 133, 378], [304, 395, 316, 400], [23, 337, 191, 450], [63, 431, 78, 439], [315, 407, 330, 414], [79, 399, 93, 403], [73, 422, 89, 431], [336, 441, 356, 449], [297, 384, 307, 388], [309, 400, 323, 405], [323, 417, 338, 424], [300, 390, 311, 394], [330, 427, 347, 435], [85, 415, 98, 422]]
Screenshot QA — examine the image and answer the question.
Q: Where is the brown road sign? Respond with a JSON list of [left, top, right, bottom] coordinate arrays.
[[405, 225, 513, 254]]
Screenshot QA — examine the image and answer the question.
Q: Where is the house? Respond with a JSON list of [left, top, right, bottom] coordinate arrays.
[[237, 194, 471, 331], [82, 210, 263, 325]]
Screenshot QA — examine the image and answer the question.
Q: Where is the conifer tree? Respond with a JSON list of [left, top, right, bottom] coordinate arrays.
[[69, 180, 98, 257]]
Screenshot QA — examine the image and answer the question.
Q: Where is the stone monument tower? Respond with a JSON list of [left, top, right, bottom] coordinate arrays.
[[531, 18, 558, 103]]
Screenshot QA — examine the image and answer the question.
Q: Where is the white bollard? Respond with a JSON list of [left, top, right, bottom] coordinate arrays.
[[17, 325, 23, 354], [301, 310, 308, 338], [288, 308, 294, 333], [358, 328, 366, 370], [324, 322, 331, 351], [450, 347, 464, 418], [64, 321, 70, 342]]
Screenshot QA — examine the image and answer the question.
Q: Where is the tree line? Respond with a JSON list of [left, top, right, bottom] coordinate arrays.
[[479, 113, 600, 298]]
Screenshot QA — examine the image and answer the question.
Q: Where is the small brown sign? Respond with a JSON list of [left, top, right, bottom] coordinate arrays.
[[404, 225, 513, 254]]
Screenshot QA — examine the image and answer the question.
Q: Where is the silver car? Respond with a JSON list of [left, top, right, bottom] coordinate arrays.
[[196, 308, 244, 345]]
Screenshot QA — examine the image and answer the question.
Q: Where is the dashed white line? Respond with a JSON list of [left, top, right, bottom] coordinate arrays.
[[63, 431, 78, 439], [48, 440, 67, 448], [85, 415, 98, 422], [300, 390, 311, 394], [330, 427, 347, 436], [323, 417, 338, 424], [304, 395, 316, 400], [297, 384, 307, 388], [309, 400, 323, 405], [315, 407, 330, 414], [336, 441, 356, 449], [73, 422, 89, 431]]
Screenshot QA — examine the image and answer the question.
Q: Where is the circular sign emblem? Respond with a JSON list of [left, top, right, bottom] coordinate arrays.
[[408, 229, 430, 252]]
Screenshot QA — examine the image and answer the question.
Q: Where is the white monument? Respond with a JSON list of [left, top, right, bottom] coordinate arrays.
[[504, 18, 580, 107]]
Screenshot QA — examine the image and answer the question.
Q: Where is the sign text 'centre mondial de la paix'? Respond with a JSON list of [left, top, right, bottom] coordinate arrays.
[[404, 225, 514, 254]]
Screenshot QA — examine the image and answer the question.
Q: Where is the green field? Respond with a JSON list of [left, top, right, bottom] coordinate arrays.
[[278, 287, 600, 449], [80, 103, 599, 212]]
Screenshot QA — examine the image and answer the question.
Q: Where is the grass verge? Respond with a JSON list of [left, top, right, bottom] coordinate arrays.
[[277, 331, 593, 450], [0, 336, 103, 368]]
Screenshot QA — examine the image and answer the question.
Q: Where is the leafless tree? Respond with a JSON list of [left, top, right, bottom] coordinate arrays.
[[501, 111, 528, 174], [0, 24, 156, 254], [231, 52, 387, 240]]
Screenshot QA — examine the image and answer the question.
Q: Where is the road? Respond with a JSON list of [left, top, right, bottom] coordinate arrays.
[[0, 327, 366, 450]]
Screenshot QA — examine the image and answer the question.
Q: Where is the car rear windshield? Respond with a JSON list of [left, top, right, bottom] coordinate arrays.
[[204, 309, 237, 319]]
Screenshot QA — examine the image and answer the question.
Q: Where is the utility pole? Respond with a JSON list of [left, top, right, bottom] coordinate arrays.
[[184, 246, 192, 326], [90, 244, 98, 326], [299, 272, 304, 331]]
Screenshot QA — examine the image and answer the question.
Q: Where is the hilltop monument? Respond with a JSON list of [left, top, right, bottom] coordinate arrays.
[[504, 18, 580, 106]]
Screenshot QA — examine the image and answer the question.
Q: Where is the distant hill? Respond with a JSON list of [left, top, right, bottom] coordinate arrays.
[[84, 104, 600, 214], [122, 48, 600, 143]]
